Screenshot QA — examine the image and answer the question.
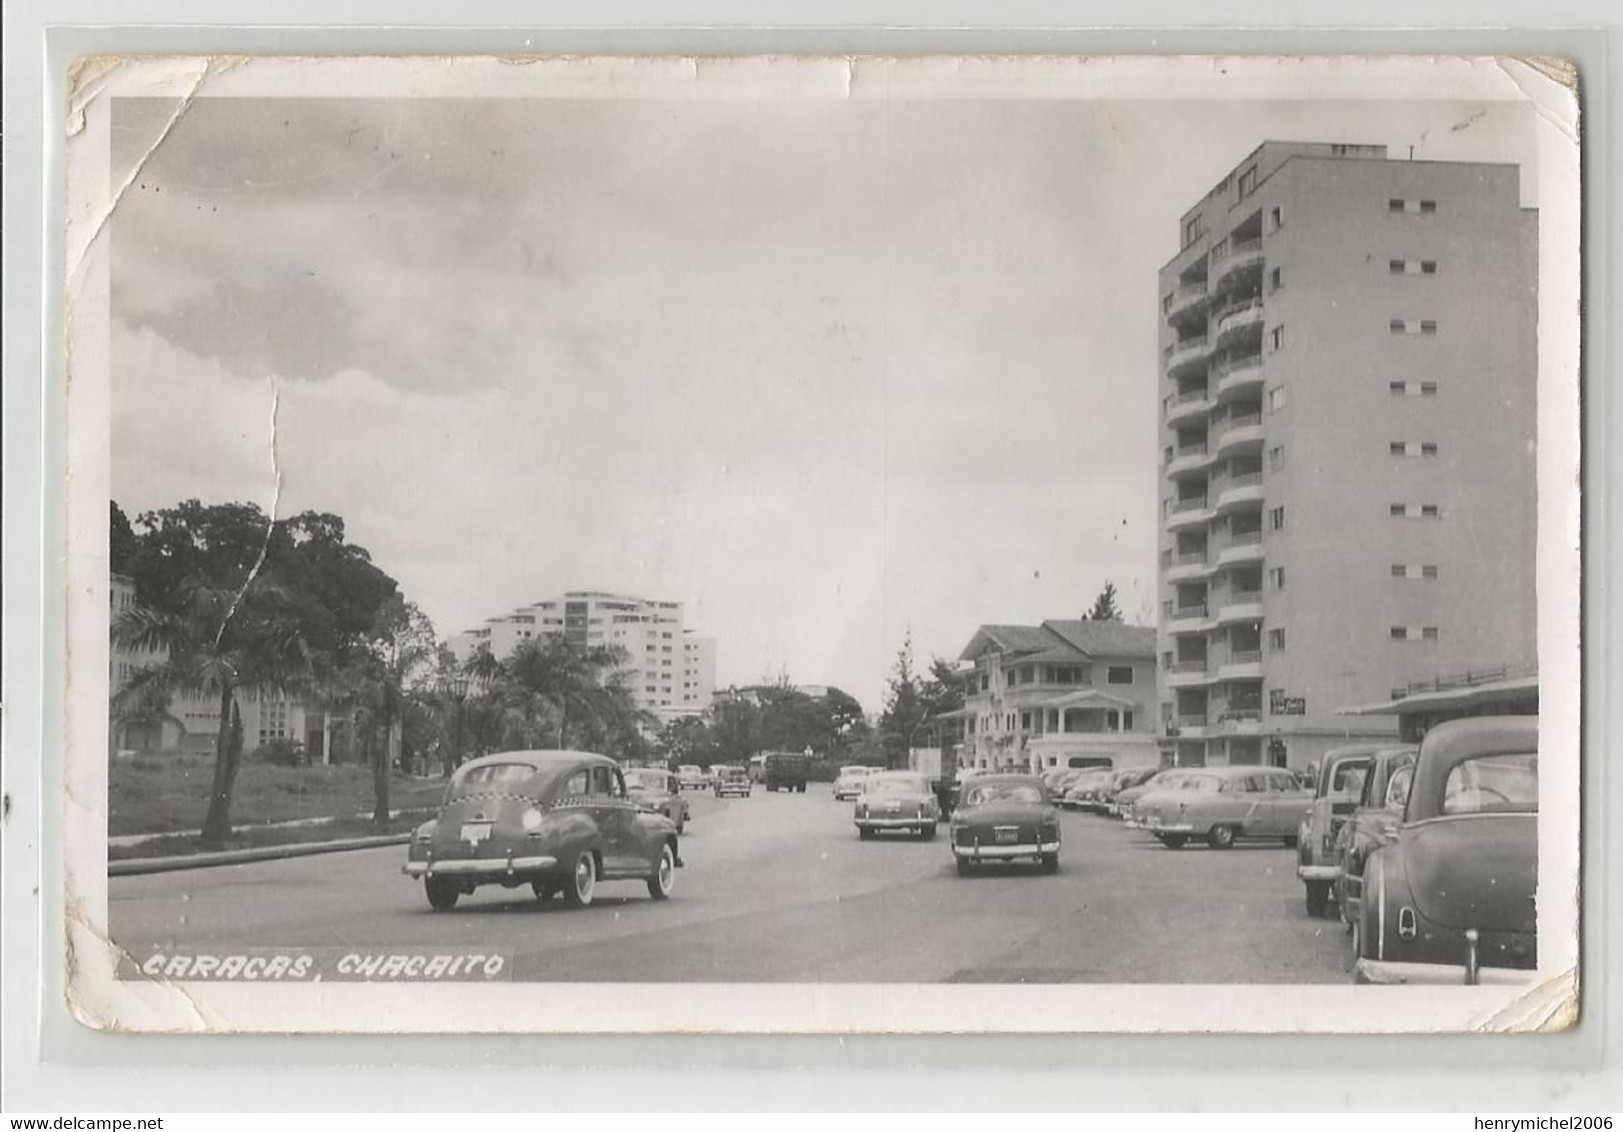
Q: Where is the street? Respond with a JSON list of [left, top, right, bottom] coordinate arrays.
[[110, 785, 1350, 983]]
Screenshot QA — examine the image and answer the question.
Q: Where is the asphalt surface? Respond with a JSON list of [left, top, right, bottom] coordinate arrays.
[[109, 785, 1351, 983]]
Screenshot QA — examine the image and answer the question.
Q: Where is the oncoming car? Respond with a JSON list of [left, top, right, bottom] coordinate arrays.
[[713, 765, 752, 798], [854, 771, 939, 839], [622, 766, 690, 833], [833, 765, 877, 801], [950, 774, 1061, 875], [403, 750, 681, 911]]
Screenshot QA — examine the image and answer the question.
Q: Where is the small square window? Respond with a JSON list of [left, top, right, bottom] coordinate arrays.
[[1270, 506, 1285, 531], [1422, 260, 1438, 275], [1421, 504, 1440, 518], [1420, 200, 1437, 214], [1389, 380, 1407, 395], [1420, 320, 1437, 334], [1390, 441, 1407, 456], [1388, 198, 1405, 213], [1390, 503, 1408, 518], [1421, 442, 1438, 457], [1390, 626, 1408, 640], [1268, 445, 1285, 472], [1391, 564, 1407, 578], [1268, 628, 1286, 651], [1270, 325, 1286, 351], [1269, 567, 1285, 590], [1421, 627, 1439, 640], [1423, 565, 1439, 579], [1390, 318, 1407, 333], [1270, 267, 1283, 291], [1389, 259, 1406, 274], [1269, 206, 1283, 231], [1420, 381, 1439, 395]]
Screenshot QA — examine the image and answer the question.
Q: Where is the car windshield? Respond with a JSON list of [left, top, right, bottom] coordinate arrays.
[[1383, 764, 1415, 809], [678, 766, 701, 774], [455, 763, 535, 789], [866, 774, 927, 795], [840, 766, 870, 777], [964, 782, 1043, 807], [623, 770, 670, 791], [1441, 752, 1538, 815], [1327, 761, 1369, 797]]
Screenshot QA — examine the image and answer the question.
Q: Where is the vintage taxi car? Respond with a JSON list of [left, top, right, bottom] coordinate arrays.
[[1135, 765, 1311, 849], [1334, 746, 1418, 931], [855, 771, 939, 839], [833, 764, 877, 801], [713, 764, 752, 797], [1354, 717, 1538, 985], [675, 764, 709, 791], [1297, 744, 1414, 917], [949, 774, 1061, 875], [403, 750, 681, 911], [622, 766, 690, 833]]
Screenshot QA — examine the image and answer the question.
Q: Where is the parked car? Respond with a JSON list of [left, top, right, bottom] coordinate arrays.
[[833, 764, 877, 801], [855, 771, 940, 840], [1135, 765, 1311, 849], [713, 765, 752, 798], [622, 766, 690, 833], [1099, 767, 1161, 812], [675, 764, 709, 791], [1353, 717, 1538, 985], [949, 774, 1061, 875], [762, 751, 810, 793], [1069, 767, 1142, 813], [1334, 746, 1419, 932], [1297, 744, 1409, 916], [403, 750, 681, 911], [1116, 768, 1200, 823], [1060, 769, 1115, 810]]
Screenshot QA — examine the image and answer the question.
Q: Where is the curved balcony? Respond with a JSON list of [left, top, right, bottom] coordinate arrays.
[[1164, 551, 1213, 583], [1213, 354, 1264, 401], [1164, 336, 1211, 378], [1214, 411, 1265, 457], [1166, 444, 1215, 480], [1215, 592, 1265, 625], [1215, 531, 1265, 568], [1165, 496, 1215, 532], [1215, 472, 1265, 514], [1167, 660, 1216, 688], [1218, 651, 1265, 681], [1164, 389, 1212, 427], [1213, 298, 1266, 347], [1214, 711, 1262, 736], [1165, 281, 1210, 324], [1211, 237, 1263, 288], [1169, 714, 1210, 739], [1166, 603, 1212, 636]]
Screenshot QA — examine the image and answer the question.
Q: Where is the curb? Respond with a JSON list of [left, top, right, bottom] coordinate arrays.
[[109, 834, 411, 877]]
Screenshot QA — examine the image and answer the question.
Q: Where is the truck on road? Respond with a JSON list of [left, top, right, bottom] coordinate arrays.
[[908, 746, 960, 815], [761, 751, 810, 793]]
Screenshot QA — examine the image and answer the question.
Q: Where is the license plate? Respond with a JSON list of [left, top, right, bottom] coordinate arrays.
[[460, 822, 493, 845], [994, 826, 1018, 844], [886, 802, 902, 813]]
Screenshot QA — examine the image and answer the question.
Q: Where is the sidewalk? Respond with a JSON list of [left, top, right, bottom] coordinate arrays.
[[109, 808, 426, 848]]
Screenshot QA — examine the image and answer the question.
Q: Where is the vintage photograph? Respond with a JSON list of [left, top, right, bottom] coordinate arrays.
[[62, 54, 1580, 1032]]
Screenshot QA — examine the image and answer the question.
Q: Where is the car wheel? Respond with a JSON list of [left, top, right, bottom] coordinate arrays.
[[956, 858, 974, 877], [1207, 824, 1237, 850], [646, 842, 675, 901], [1305, 880, 1330, 917], [921, 824, 937, 840], [562, 851, 597, 908], [858, 827, 875, 840], [425, 876, 459, 911], [1158, 834, 1187, 850], [1040, 853, 1059, 874]]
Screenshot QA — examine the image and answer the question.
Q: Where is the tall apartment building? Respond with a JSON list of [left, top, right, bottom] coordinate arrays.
[[1155, 142, 1537, 770], [450, 591, 717, 725]]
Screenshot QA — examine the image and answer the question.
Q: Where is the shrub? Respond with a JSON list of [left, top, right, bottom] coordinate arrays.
[[252, 737, 309, 766]]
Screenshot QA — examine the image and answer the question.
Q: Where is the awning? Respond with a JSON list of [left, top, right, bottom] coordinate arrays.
[[1338, 675, 1539, 717]]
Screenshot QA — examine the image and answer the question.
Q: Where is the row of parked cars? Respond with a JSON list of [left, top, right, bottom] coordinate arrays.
[[1089, 717, 1538, 985]]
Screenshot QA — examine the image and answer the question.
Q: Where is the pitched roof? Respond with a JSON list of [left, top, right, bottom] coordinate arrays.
[[1042, 619, 1158, 658], [958, 624, 1076, 662]]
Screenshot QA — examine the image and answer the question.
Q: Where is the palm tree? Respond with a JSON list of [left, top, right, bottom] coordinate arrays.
[[113, 579, 310, 847], [470, 637, 654, 755]]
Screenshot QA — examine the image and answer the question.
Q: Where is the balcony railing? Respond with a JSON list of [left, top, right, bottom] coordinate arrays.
[[1213, 237, 1263, 271], [1224, 588, 1263, 603], [1171, 605, 1209, 620], [1175, 441, 1209, 458], [1175, 714, 1209, 729], [1227, 650, 1263, 665], [1221, 410, 1264, 431], [1172, 388, 1209, 406], [1175, 551, 1209, 567], [1223, 471, 1264, 489], [1170, 661, 1209, 674], [1213, 297, 1265, 327], [1216, 709, 1261, 723], [1213, 354, 1262, 381], [1170, 497, 1210, 514], [1227, 530, 1264, 547]]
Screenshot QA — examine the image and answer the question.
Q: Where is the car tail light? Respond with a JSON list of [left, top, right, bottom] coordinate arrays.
[[1397, 906, 1418, 941], [521, 807, 544, 833], [1322, 834, 1334, 854]]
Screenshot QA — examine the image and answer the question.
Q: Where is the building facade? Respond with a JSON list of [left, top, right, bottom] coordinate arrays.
[[450, 590, 717, 725], [1155, 142, 1537, 770], [953, 620, 1161, 772]]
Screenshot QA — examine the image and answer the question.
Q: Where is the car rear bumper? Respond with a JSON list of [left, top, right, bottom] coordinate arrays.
[[857, 816, 933, 830], [1353, 958, 1538, 986], [953, 840, 1060, 860], [1297, 864, 1341, 882], [716, 787, 751, 796], [1144, 821, 1196, 834], [402, 856, 558, 878]]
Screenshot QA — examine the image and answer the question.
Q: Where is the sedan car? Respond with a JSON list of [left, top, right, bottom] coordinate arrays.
[[622, 766, 690, 833], [1297, 744, 1412, 916], [1114, 768, 1191, 821], [1060, 769, 1115, 810], [1334, 746, 1418, 932], [832, 764, 877, 801], [855, 771, 940, 839], [949, 774, 1061, 875], [1354, 717, 1538, 985], [403, 750, 681, 911], [713, 765, 752, 797], [675, 764, 709, 791], [1135, 766, 1311, 849]]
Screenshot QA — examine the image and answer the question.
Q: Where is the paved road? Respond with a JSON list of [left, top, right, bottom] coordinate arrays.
[[110, 786, 1351, 982]]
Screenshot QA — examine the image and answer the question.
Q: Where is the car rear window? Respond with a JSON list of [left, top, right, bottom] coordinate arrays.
[[964, 783, 1042, 806], [1442, 752, 1538, 815], [456, 763, 535, 788], [866, 774, 927, 795], [1383, 764, 1415, 809], [1327, 761, 1368, 798], [624, 770, 670, 791]]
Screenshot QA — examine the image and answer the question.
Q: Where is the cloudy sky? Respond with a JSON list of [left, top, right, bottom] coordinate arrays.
[[107, 75, 1536, 710]]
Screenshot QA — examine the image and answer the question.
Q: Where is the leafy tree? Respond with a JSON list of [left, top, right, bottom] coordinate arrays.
[[353, 596, 439, 826], [1088, 580, 1122, 622], [462, 636, 653, 760], [879, 630, 928, 769], [113, 578, 311, 846], [706, 698, 762, 766], [110, 501, 138, 574]]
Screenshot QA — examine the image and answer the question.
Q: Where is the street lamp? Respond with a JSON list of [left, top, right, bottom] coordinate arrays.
[[438, 674, 471, 776]]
